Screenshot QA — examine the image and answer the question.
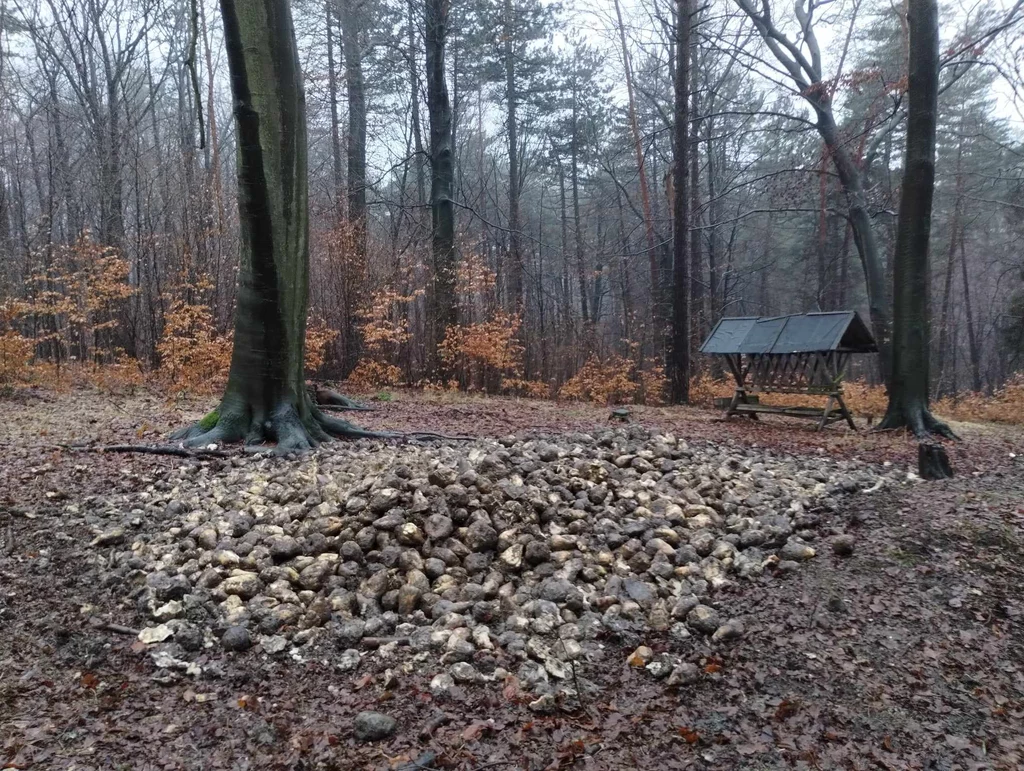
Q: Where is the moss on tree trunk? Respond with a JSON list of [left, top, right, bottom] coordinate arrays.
[[173, 0, 387, 452]]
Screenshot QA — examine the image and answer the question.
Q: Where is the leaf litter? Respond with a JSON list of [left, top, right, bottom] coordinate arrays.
[[0, 389, 1022, 770]]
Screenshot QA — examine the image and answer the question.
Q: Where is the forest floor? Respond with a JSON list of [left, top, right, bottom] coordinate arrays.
[[1, 387, 1022, 771]]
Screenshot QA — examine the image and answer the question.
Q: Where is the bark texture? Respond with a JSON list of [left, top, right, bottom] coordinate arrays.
[[173, 0, 384, 452], [669, 0, 691, 404], [503, 0, 523, 314], [878, 0, 955, 439], [426, 0, 457, 374]]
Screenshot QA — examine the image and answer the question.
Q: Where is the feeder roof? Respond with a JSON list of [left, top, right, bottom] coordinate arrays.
[[699, 312, 878, 355]]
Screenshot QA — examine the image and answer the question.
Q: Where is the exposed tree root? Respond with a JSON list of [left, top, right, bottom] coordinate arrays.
[[317, 403, 375, 413], [875, 405, 959, 440], [308, 385, 375, 412], [401, 431, 476, 442], [169, 398, 472, 456]]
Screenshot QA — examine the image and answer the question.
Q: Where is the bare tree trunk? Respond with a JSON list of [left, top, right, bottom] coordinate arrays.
[[878, 0, 954, 438], [837, 221, 851, 308], [706, 117, 719, 325], [570, 56, 589, 342], [201, 0, 227, 314], [591, 217, 604, 325], [612, 0, 660, 319], [556, 155, 587, 326], [616, 185, 633, 343], [325, 0, 344, 214], [425, 0, 456, 376], [735, 0, 892, 378], [503, 0, 523, 315], [959, 233, 982, 392], [669, 0, 691, 403], [689, 29, 704, 360], [408, 0, 426, 209], [339, 0, 366, 374], [935, 160, 963, 397]]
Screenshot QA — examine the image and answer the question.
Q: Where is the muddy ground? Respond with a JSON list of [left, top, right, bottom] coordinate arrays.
[[1, 388, 1022, 770]]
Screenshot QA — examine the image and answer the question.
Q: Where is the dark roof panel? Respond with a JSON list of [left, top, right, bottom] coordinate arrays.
[[699, 317, 758, 353], [738, 316, 789, 354], [699, 311, 878, 355]]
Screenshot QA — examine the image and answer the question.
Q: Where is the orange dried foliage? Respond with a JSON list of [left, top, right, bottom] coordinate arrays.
[[346, 360, 404, 389], [81, 352, 145, 393], [156, 278, 232, 394], [456, 251, 497, 296], [0, 301, 33, 385], [344, 288, 419, 389], [357, 288, 418, 350], [441, 311, 520, 374], [22, 232, 135, 365], [0, 233, 140, 391], [304, 316, 338, 375], [439, 312, 546, 395], [559, 356, 637, 405], [934, 375, 1024, 426], [559, 345, 666, 406], [0, 330, 34, 385]]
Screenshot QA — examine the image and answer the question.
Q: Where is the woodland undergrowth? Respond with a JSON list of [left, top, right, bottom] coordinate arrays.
[[2, 232, 1022, 426]]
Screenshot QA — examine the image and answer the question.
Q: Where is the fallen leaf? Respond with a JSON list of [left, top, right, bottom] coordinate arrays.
[[502, 675, 521, 701], [353, 674, 373, 691], [462, 721, 490, 741], [774, 700, 799, 721], [678, 727, 700, 745]]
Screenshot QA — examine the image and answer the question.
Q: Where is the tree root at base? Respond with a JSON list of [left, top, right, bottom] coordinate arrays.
[[874, 405, 959, 440], [167, 400, 473, 456], [308, 385, 375, 412]]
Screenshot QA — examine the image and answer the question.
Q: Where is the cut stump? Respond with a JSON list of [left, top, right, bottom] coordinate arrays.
[[918, 442, 953, 480]]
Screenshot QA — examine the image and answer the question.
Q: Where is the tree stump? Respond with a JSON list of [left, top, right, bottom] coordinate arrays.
[[918, 443, 953, 480]]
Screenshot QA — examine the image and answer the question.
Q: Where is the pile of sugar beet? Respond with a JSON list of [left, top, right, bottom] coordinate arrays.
[[79, 426, 900, 710]]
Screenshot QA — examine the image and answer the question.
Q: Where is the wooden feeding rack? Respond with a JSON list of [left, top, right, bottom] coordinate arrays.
[[699, 312, 878, 430]]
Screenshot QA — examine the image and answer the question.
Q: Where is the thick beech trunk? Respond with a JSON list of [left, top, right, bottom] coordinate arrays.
[[878, 0, 954, 439], [173, 0, 381, 451]]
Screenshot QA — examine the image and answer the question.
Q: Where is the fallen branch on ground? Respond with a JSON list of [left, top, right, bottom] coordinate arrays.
[[87, 617, 140, 635], [59, 444, 231, 458]]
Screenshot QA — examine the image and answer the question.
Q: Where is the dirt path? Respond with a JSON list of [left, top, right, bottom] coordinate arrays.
[[1, 389, 1022, 770]]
